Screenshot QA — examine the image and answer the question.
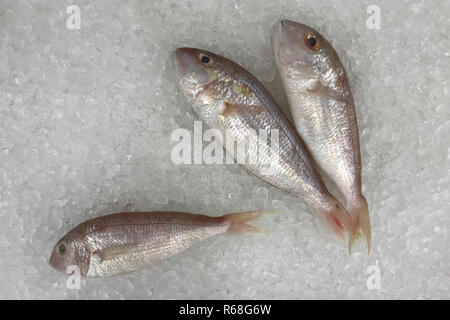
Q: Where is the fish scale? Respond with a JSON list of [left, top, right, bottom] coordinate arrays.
[[272, 19, 370, 252], [49, 210, 271, 277], [174, 47, 356, 247]]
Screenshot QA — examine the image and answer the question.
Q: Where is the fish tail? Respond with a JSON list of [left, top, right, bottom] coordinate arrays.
[[224, 210, 278, 233], [319, 202, 358, 253], [349, 196, 371, 254]]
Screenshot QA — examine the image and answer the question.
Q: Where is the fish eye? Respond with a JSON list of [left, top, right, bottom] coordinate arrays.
[[58, 243, 66, 254], [198, 53, 213, 65], [304, 32, 320, 51]]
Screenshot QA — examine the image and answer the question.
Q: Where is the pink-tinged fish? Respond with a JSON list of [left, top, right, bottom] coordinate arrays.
[[173, 48, 356, 247], [272, 20, 370, 252], [49, 210, 268, 277]]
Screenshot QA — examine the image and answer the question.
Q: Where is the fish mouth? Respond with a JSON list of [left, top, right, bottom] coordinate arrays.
[[280, 19, 294, 28], [272, 20, 291, 69], [49, 250, 65, 273], [279, 19, 311, 32], [272, 19, 302, 50], [272, 19, 283, 44], [280, 19, 298, 28], [173, 47, 197, 78], [172, 48, 183, 77], [173, 47, 216, 100]]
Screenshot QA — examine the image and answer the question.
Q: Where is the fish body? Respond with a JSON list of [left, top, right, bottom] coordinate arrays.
[[272, 20, 370, 251], [174, 48, 355, 244], [49, 210, 265, 277]]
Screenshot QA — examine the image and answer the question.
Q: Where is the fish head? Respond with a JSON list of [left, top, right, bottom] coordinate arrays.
[[49, 232, 89, 276], [272, 19, 335, 79], [173, 48, 235, 106]]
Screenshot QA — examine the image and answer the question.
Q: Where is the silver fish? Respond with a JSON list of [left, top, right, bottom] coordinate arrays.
[[174, 48, 355, 246], [272, 20, 370, 252], [49, 210, 267, 277]]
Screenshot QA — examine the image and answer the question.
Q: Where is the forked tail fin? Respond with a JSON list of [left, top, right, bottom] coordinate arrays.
[[348, 196, 371, 254], [224, 210, 278, 233], [319, 203, 357, 252]]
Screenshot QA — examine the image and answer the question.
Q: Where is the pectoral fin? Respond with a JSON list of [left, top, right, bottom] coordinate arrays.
[[307, 79, 347, 103], [219, 103, 266, 119], [93, 243, 143, 262]]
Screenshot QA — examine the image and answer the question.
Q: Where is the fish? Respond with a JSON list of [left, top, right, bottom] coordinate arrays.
[[173, 47, 356, 247], [49, 210, 268, 277], [272, 20, 371, 252]]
